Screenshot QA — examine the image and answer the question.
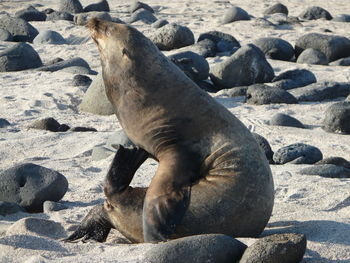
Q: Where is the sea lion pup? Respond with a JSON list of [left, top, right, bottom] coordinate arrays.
[[65, 18, 274, 243]]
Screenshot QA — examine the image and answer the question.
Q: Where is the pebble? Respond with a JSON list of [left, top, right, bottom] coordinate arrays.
[[252, 37, 294, 61], [299, 164, 350, 178], [222, 6, 250, 24], [323, 101, 350, 134], [296, 48, 328, 65], [273, 143, 323, 164], [269, 113, 305, 128], [299, 6, 332, 20], [246, 84, 298, 105]]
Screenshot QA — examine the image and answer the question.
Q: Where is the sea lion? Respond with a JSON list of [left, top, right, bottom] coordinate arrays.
[[65, 18, 274, 243]]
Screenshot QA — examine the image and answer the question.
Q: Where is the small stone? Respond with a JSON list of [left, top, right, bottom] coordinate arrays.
[[240, 233, 306, 263], [6, 217, 66, 239], [263, 3, 289, 16], [252, 37, 294, 61], [33, 30, 67, 45], [46, 58, 64, 66], [150, 23, 195, 51], [0, 43, 42, 72], [60, 66, 96, 75], [152, 19, 168, 28], [43, 8, 55, 14], [216, 86, 248, 97], [252, 133, 274, 164], [299, 164, 350, 178], [127, 8, 157, 24], [0, 118, 11, 128], [222, 6, 250, 24], [91, 146, 115, 161], [171, 39, 216, 58], [315, 157, 350, 169], [70, 127, 97, 132], [0, 163, 68, 212], [272, 69, 317, 90], [144, 234, 247, 263], [323, 101, 350, 134], [129, 1, 154, 13], [15, 6, 46, 22], [46, 11, 74, 21], [333, 14, 350, 22], [36, 57, 91, 73], [299, 6, 332, 20], [0, 28, 12, 41], [269, 113, 305, 128], [329, 57, 350, 66], [28, 117, 61, 132], [43, 201, 68, 213], [74, 11, 111, 26], [246, 84, 297, 105], [57, 124, 70, 132], [59, 0, 83, 14], [106, 129, 135, 151], [197, 31, 240, 53], [83, 0, 110, 12], [273, 143, 323, 164], [0, 201, 25, 216], [296, 48, 328, 65], [72, 74, 92, 87]]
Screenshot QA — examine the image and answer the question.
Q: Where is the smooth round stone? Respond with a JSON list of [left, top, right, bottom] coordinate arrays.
[[323, 101, 350, 134], [273, 143, 323, 164], [269, 113, 305, 128]]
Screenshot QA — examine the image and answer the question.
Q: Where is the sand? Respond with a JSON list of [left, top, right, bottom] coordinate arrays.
[[0, 0, 349, 262]]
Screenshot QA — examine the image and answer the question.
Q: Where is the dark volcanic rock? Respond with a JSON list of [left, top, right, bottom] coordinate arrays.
[[252, 37, 294, 61], [59, 0, 83, 14], [72, 74, 92, 87], [37, 57, 91, 73], [240, 233, 307, 263], [28, 117, 61, 132], [296, 48, 328, 65], [222, 6, 250, 24], [0, 28, 13, 41], [0, 118, 11, 128], [0, 201, 25, 216], [0, 163, 68, 212], [246, 84, 298, 105], [0, 43, 42, 72], [272, 69, 317, 90], [263, 3, 289, 16], [289, 82, 350, 102], [333, 14, 350, 22], [252, 133, 274, 163], [46, 11, 74, 21], [15, 6, 47, 22], [295, 33, 350, 62], [127, 8, 157, 24], [269, 113, 305, 128], [150, 23, 195, 51], [43, 201, 68, 213], [129, 1, 154, 13], [198, 31, 240, 53], [316, 157, 350, 169], [273, 143, 323, 164], [144, 234, 247, 263], [70, 127, 97, 132], [33, 30, 67, 45], [210, 44, 274, 89], [299, 6, 332, 20], [330, 56, 350, 66], [173, 39, 216, 58], [299, 164, 350, 178], [169, 51, 209, 81], [195, 80, 218, 92], [83, 0, 110, 12], [152, 19, 168, 28], [323, 101, 350, 134], [0, 13, 39, 42], [74, 11, 111, 26]]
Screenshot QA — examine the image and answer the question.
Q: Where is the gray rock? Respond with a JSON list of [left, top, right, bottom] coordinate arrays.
[[0, 201, 25, 216], [0, 28, 13, 41], [289, 82, 350, 102], [106, 129, 135, 150], [333, 14, 350, 22], [0, 163, 68, 212], [295, 33, 350, 62], [127, 8, 157, 24], [0, 13, 39, 42], [252, 133, 274, 164], [33, 30, 67, 45], [70, 126, 97, 132], [272, 69, 317, 90], [240, 233, 306, 263], [59, 0, 83, 14], [58, 124, 70, 132], [329, 56, 350, 66], [246, 84, 297, 105], [169, 51, 209, 81], [222, 6, 250, 24], [299, 164, 350, 178], [315, 157, 350, 169], [150, 23, 195, 51], [323, 101, 350, 134], [296, 48, 328, 65], [91, 146, 115, 161], [36, 57, 91, 72], [273, 143, 323, 164], [72, 74, 92, 87], [6, 217, 66, 239], [0, 118, 11, 128], [144, 234, 247, 263], [0, 43, 42, 72], [28, 117, 61, 132], [210, 44, 274, 89], [171, 39, 216, 58], [15, 6, 47, 22], [111, 17, 126, 24], [195, 80, 217, 92], [79, 73, 115, 115], [252, 37, 294, 61], [60, 65, 96, 75], [83, 0, 110, 12], [74, 11, 111, 26], [269, 113, 305, 128], [43, 201, 68, 213], [152, 19, 168, 28], [263, 3, 289, 16], [46, 11, 74, 21], [129, 1, 154, 13], [299, 6, 332, 20], [198, 31, 240, 53]]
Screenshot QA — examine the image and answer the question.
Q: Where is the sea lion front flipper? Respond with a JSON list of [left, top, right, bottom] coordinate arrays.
[[64, 205, 112, 243]]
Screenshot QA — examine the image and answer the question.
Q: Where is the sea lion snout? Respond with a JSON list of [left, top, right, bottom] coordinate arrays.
[[87, 18, 111, 41]]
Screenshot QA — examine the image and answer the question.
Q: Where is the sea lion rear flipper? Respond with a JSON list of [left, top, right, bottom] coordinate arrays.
[[64, 205, 112, 243]]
